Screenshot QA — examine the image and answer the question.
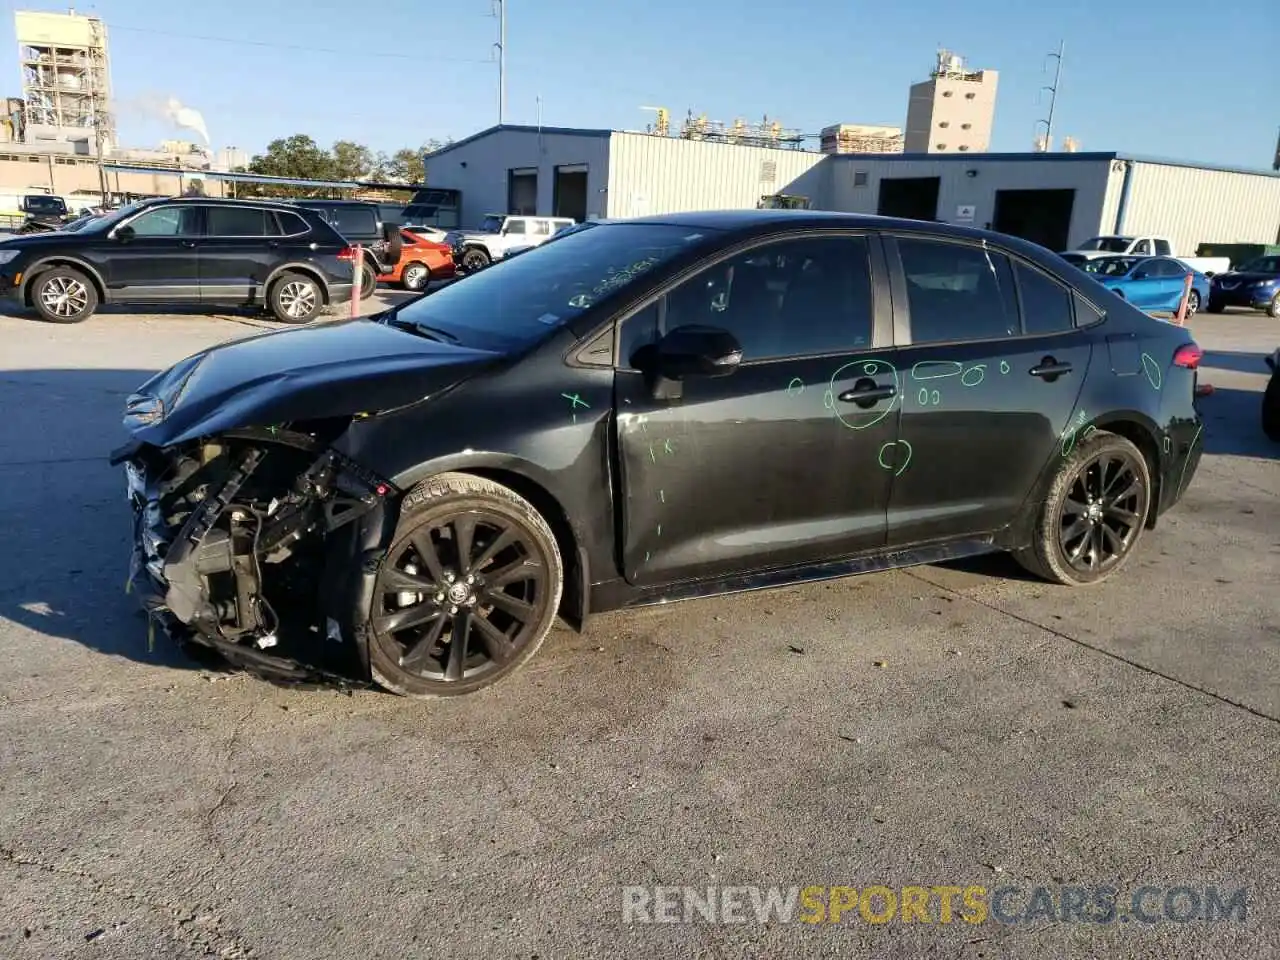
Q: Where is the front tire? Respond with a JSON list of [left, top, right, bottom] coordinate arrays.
[[1263, 373, 1280, 442], [368, 472, 564, 698], [1013, 431, 1151, 586], [32, 267, 98, 323], [1268, 293, 1280, 319], [461, 247, 491, 273], [268, 271, 322, 324]]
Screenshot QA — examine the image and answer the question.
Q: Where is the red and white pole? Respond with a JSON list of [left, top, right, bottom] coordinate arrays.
[[1173, 272, 1194, 325], [350, 243, 363, 319]]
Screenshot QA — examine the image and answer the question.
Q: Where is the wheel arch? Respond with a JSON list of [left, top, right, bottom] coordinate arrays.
[[391, 454, 590, 631], [22, 256, 108, 306], [264, 263, 330, 304]]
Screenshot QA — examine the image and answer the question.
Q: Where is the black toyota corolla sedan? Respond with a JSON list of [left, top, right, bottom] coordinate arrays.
[[112, 211, 1206, 697]]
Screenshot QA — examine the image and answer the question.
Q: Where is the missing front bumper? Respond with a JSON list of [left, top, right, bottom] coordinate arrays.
[[116, 429, 395, 686]]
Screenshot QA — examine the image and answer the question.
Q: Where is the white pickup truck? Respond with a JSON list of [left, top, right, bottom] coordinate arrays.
[[1062, 235, 1231, 277]]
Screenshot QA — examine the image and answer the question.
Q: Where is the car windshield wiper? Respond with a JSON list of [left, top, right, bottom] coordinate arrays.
[[383, 314, 459, 343]]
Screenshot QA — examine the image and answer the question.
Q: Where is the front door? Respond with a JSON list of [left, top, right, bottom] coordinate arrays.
[[614, 232, 898, 586], [197, 204, 283, 302], [883, 235, 1093, 545], [105, 204, 202, 301]]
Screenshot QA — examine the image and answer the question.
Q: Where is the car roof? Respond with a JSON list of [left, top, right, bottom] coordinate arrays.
[[152, 196, 312, 212]]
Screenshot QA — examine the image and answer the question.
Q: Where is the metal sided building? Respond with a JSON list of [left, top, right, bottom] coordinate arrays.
[[827, 152, 1280, 254], [425, 125, 1280, 255], [423, 124, 826, 228]]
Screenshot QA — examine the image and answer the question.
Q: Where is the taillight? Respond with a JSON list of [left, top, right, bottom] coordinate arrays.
[[1172, 342, 1203, 369], [336, 246, 354, 261]]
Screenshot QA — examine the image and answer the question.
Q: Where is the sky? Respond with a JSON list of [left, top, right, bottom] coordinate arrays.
[[2, 0, 1277, 168]]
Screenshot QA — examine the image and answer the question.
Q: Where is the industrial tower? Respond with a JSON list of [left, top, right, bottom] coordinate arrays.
[[15, 8, 115, 150]]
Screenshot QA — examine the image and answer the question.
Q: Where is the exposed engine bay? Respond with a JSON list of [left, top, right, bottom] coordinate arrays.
[[114, 423, 394, 685]]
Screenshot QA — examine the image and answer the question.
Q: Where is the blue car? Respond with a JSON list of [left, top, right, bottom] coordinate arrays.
[[1206, 255, 1280, 318], [1069, 255, 1210, 318]]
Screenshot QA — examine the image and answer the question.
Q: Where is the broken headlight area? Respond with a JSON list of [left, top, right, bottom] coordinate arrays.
[[114, 422, 395, 685]]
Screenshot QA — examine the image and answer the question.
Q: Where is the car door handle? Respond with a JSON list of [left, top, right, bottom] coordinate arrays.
[[838, 378, 896, 407], [180, 240, 198, 248], [1029, 357, 1073, 379]]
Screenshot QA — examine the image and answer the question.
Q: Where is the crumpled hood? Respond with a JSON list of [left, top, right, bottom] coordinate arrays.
[[125, 317, 503, 447]]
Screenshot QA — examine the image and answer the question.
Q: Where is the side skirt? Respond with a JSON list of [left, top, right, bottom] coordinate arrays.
[[588, 537, 999, 613]]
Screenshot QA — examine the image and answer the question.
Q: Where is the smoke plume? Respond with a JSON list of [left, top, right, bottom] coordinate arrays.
[[164, 97, 209, 145]]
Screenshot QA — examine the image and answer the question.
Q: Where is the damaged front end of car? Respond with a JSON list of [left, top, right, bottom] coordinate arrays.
[[112, 420, 400, 684]]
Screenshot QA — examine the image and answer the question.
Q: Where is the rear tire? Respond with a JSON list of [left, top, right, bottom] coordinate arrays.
[[1268, 293, 1280, 319], [267, 271, 322, 324], [1263, 373, 1280, 442], [367, 472, 563, 698], [401, 261, 429, 292], [1013, 430, 1151, 586], [358, 261, 377, 300], [31, 266, 98, 323], [1184, 289, 1200, 317]]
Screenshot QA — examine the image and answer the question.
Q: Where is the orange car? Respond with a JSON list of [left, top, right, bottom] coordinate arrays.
[[380, 229, 454, 291]]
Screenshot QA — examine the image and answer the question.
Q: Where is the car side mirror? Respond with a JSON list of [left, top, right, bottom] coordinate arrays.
[[643, 324, 743, 380], [113, 224, 135, 241]]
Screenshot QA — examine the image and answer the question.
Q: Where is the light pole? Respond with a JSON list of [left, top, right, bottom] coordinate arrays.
[[1035, 40, 1064, 151], [493, 0, 506, 124]]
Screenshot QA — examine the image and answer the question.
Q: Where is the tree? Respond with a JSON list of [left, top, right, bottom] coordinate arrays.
[[372, 140, 452, 184], [248, 134, 336, 181], [331, 140, 375, 180]]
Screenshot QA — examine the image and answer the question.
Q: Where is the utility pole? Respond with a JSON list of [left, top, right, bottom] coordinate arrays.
[[493, 0, 506, 125], [1036, 40, 1064, 151]]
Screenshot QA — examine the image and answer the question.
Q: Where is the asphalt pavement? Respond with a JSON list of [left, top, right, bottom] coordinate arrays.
[[0, 298, 1277, 959]]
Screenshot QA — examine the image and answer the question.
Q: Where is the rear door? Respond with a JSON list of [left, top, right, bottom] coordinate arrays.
[[197, 205, 282, 302], [882, 234, 1092, 545]]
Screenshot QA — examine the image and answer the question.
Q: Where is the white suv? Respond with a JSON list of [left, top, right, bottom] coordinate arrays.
[[448, 214, 576, 273]]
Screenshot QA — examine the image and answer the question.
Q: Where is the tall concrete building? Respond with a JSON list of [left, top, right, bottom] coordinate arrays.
[[904, 50, 997, 154], [14, 8, 115, 152]]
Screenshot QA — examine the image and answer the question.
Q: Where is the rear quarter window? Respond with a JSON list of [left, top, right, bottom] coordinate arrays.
[[275, 211, 310, 235]]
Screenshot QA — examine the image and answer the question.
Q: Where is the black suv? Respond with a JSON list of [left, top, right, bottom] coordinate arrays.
[[0, 197, 355, 325], [287, 199, 402, 299]]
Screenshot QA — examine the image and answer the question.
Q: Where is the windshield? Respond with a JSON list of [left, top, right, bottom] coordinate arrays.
[[1078, 236, 1132, 252], [478, 215, 504, 233], [25, 195, 67, 216], [61, 214, 100, 232], [390, 223, 715, 349], [1089, 256, 1138, 276], [1238, 256, 1280, 274]]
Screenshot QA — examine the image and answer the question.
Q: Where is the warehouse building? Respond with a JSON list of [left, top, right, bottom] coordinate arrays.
[[424, 124, 1280, 255]]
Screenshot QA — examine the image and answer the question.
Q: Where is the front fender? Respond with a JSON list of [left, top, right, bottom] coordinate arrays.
[[23, 255, 109, 301]]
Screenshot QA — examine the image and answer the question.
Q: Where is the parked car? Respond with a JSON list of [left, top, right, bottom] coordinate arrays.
[[381, 229, 455, 291], [1069, 254, 1209, 317], [1205, 254, 1280, 318], [0, 197, 355, 324], [503, 218, 611, 259], [447, 214, 576, 273], [1265, 348, 1280, 442], [1063, 234, 1230, 277], [287, 199, 403, 299], [112, 211, 1205, 698]]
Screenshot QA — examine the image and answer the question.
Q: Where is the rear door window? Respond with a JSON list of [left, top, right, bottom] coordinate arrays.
[[896, 238, 1019, 343], [206, 206, 278, 237]]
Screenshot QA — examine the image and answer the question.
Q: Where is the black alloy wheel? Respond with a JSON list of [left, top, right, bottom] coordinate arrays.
[[1013, 431, 1151, 586], [368, 473, 562, 697], [1055, 450, 1147, 576], [461, 248, 490, 273]]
